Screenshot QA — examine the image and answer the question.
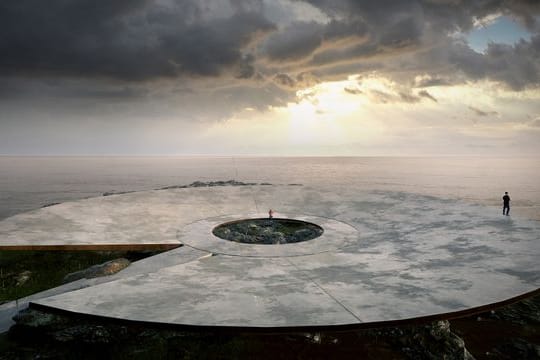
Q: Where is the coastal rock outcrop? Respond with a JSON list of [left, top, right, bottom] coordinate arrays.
[[7, 308, 477, 359], [160, 180, 258, 190], [62, 258, 130, 283]]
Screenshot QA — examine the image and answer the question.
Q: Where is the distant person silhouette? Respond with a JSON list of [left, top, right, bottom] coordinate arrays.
[[502, 192, 510, 216]]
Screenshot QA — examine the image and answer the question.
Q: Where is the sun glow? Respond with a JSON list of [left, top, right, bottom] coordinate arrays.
[[200, 73, 540, 155], [202, 75, 393, 153]]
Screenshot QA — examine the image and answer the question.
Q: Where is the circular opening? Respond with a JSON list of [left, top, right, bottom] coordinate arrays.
[[212, 218, 324, 245]]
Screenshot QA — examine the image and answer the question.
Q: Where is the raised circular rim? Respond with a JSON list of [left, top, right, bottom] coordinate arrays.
[[177, 213, 359, 257], [212, 217, 324, 244]]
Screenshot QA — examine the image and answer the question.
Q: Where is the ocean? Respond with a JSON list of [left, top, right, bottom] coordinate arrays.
[[1, 156, 539, 221]]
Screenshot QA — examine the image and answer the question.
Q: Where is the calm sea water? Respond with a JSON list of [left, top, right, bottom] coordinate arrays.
[[1, 156, 539, 221]]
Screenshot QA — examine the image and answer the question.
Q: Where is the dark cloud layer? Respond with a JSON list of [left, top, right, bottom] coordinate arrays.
[[0, 1, 274, 80], [418, 90, 438, 102], [304, 1, 539, 86], [449, 35, 540, 90], [264, 21, 324, 61], [1, 0, 539, 108], [468, 106, 498, 117]]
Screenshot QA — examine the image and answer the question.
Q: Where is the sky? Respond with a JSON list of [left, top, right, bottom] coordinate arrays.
[[0, 0, 539, 156]]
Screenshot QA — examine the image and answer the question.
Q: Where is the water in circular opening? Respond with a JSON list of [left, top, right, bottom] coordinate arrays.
[[212, 218, 323, 245]]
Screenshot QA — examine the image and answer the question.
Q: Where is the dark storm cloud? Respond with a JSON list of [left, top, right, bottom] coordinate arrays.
[[235, 54, 257, 79], [0, 76, 150, 101], [292, 0, 540, 90], [368, 89, 394, 104], [2, 0, 539, 90], [468, 106, 498, 116], [414, 76, 452, 87], [305, 0, 540, 33], [295, 72, 320, 87], [309, 42, 381, 67], [209, 82, 290, 113], [273, 73, 297, 88], [449, 35, 540, 90], [269, 71, 320, 90], [1, 0, 540, 127], [399, 92, 421, 103], [358, 87, 438, 104], [264, 22, 324, 61], [229, 0, 264, 13], [418, 90, 438, 102], [0, 1, 274, 80], [262, 19, 369, 62], [323, 19, 369, 41]]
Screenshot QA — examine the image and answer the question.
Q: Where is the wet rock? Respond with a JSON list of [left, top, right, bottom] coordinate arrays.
[[367, 321, 475, 360], [52, 325, 114, 344], [62, 258, 130, 283], [102, 190, 134, 196], [160, 180, 257, 190], [452, 294, 540, 359], [247, 224, 260, 235], [492, 338, 540, 359], [293, 228, 318, 241], [7, 309, 479, 359], [15, 270, 32, 286], [12, 308, 68, 330], [10, 308, 127, 351], [41, 202, 61, 208], [269, 232, 285, 244], [230, 232, 246, 243], [213, 219, 322, 244], [484, 296, 540, 325]]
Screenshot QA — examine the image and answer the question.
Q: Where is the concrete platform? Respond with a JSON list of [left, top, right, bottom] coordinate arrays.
[[1, 185, 539, 329]]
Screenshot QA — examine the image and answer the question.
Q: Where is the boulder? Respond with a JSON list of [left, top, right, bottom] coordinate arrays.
[[62, 258, 130, 283], [15, 270, 32, 286]]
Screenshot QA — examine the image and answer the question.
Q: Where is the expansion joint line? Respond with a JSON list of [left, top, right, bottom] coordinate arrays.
[[253, 197, 260, 213], [284, 258, 362, 323], [249, 186, 260, 213]]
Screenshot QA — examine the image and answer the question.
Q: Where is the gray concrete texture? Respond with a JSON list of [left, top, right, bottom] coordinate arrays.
[[1, 185, 539, 328]]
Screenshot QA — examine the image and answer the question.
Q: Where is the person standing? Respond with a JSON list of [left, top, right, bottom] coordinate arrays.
[[502, 192, 510, 216]]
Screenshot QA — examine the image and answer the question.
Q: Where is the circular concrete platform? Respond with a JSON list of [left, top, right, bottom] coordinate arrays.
[[1, 185, 539, 329]]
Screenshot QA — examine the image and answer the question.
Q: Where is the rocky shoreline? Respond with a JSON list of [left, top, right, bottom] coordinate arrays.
[[2, 294, 540, 359]]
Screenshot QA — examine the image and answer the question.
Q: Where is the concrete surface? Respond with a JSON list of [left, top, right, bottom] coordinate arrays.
[[1, 185, 539, 328]]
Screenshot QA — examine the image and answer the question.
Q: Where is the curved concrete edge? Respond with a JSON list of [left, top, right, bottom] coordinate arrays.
[[27, 287, 540, 333], [0, 244, 180, 251]]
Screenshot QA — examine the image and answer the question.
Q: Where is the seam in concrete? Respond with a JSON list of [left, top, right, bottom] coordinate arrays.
[[284, 258, 363, 323], [250, 187, 260, 213], [178, 242, 342, 259], [198, 253, 216, 260]]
